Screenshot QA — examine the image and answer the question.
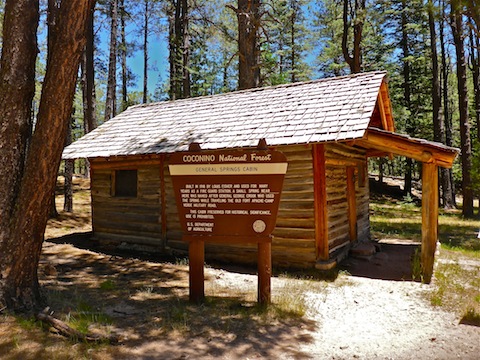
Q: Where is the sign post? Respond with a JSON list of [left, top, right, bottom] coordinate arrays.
[[169, 142, 287, 304]]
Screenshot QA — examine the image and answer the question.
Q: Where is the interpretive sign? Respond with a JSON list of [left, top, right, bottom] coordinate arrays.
[[168, 144, 288, 304], [169, 149, 288, 238]]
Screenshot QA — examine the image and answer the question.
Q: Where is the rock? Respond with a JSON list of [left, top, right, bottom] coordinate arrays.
[[43, 263, 58, 276], [350, 243, 376, 257]]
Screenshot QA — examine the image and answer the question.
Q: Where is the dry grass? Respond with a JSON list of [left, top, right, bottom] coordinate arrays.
[[370, 195, 480, 324]]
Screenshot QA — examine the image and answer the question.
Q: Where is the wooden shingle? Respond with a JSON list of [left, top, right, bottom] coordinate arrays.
[[63, 71, 388, 159]]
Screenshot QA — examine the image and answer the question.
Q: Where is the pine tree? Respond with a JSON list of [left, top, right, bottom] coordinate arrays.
[[229, 0, 262, 89], [105, 0, 118, 121], [313, 0, 349, 76], [0, 0, 95, 312], [168, 0, 191, 99], [450, 0, 474, 217], [342, 0, 366, 73], [439, 0, 456, 206]]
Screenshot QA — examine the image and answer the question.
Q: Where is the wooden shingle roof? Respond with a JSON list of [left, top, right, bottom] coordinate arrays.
[[63, 71, 390, 159]]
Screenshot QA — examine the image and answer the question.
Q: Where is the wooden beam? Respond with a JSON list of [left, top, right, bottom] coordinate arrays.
[[89, 165, 96, 234], [160, 155, 167, 250], [346, 167, 357, 242], [184, 235, 272, 304], [189, 238, 205, 303], [325, 158, 361, 167], [421, 163, 439, 284], [377, 91, 389, 132], [357, 129, 458, 168], [313, 144, 329, 260], [380, 82, 395, 132], [91, 158, 162, 170], [258, 242, 272, 304]]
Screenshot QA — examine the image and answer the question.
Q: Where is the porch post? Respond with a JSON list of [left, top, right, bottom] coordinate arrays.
[[346, 166, 357, 242], [421, 162, 439, 283], [313, 144, 329, 260]]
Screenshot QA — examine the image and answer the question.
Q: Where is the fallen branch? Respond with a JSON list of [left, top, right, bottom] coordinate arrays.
[[0, 306, 6, 313], [36, 308, 118, 344]]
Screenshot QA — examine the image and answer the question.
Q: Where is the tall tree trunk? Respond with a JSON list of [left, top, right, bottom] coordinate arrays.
[[440, 0, 455, 207], [235, 0, 261, 89], [428, 0, 449, 208], [82, 4, 97, 135], [168, 2, 176, 100], [400, 0, 413, 196], [168, 0, 190, 99], [81, 4, 97, 178], [0, 0, 95, 312], [342, 0, 365, 73], [470, 29, 480, 143], [119, 0, 128, 110], [48, 0, 60, 219], [450, 0, 474, 217], [290, 2, 296, 83], [143, 0, 149, 104], [469, 27, 480, 215], [181, 0, 190, 98], [63, 115, 73, 213], [105, 0, 118, 121]]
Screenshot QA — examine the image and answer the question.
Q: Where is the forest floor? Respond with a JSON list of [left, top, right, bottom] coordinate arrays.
[[0, 177, 479, 359]]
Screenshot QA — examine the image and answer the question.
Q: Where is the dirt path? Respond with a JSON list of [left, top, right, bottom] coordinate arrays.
[[301, 277, 479, 359], [32, 235, 480, 360]]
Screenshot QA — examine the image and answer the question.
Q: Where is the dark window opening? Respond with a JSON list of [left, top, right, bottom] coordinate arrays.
[[114, 170, 137, 197]]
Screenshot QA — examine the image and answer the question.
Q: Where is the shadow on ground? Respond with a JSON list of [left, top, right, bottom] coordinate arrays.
[[339, 241, 419, 282], [41, 232, 318, 359]]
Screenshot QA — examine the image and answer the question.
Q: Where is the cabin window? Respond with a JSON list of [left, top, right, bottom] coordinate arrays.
[[114, 169, 138, 197]]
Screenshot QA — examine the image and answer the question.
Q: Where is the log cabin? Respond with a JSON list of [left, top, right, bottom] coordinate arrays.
[[63, 71, 458, 281]]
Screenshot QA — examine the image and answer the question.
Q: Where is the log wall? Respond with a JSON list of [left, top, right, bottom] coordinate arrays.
[[90, 159, 163, 247], [325, 143, 370, 254], [89, 142, 370, 269]]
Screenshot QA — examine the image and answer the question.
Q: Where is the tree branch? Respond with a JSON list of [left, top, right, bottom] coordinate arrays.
[[36, 308, 119, 344]]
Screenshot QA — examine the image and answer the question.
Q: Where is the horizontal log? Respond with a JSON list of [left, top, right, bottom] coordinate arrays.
[[326, 188, 347, 198], [327, 216, 349, 229], [284, 162, 313, 172], [94, 225, 161, 239], [280, 191, 314, 201], [166, 229, 183, 240], [91, 180, 111, 189], [329, 227, 350, 243], [94, 220, 161, 234], [277, 209, 314, 220], [325, 158, 360, 167], [277, 200, 314, 210], [91, 174, 110, 181], [92, 203, 160, 215], [329, 240, 350, 254], [273, 227, 315, 239], [95, 211, 160, 224], [91, 158, 162, 170], [325, 143, 366, 160], [272, 239, 315, 249], [93, 232, 162, 246], [95, 232, 163, 246], [275, 217, 315, 229]]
